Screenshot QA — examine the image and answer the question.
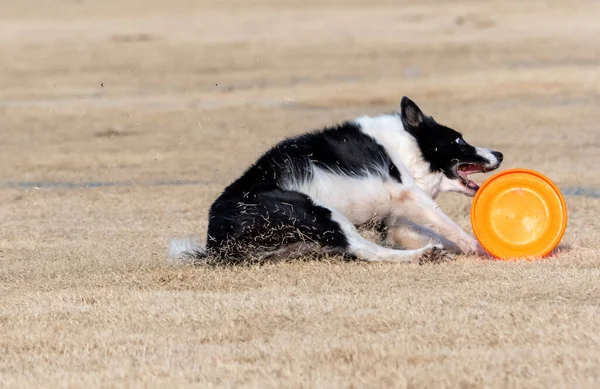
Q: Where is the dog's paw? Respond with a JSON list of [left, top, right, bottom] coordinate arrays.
[[456, 239, 495, 259], [417, 244, 454, 264], [475, 243, 496, 259], [474, 241, 490, 256], [468, 240, 494, 257], [457, 237, 485, 256]]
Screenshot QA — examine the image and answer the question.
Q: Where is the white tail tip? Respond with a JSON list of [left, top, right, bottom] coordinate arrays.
[[168, 236, 206, 264]]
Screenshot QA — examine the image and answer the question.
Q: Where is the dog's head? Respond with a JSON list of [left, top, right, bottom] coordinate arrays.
[[400, 96, 503, 197]]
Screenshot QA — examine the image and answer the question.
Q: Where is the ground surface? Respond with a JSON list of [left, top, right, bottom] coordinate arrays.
[[1, 0, 600, 387]]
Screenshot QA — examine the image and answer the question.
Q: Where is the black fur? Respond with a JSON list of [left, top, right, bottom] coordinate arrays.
[[206, 189, 349, 262], [205, 121, 402, 262]]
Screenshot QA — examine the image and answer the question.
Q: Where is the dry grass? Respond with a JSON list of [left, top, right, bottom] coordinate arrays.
[[1, 0, 600, 387]]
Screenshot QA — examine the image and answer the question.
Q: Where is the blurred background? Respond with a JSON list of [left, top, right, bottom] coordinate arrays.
[[3, 0, 599, 248], [2, 0, 600, 259], [2, 1, 600, 387], [2, 0, 600, 253], [2, 0, 598, 182]]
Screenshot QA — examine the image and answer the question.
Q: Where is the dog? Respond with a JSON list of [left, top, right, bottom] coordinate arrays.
[[169, 97, 503, 264]]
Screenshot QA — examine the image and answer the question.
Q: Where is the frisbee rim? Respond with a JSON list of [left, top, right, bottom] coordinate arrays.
[[470, 168, 568, 260]]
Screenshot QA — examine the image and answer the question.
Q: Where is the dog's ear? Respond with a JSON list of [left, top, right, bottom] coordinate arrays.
[[400, 96, 424, 128]]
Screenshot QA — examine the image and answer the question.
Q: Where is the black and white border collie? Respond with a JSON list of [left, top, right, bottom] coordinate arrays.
[[170, 97, 503, 264]]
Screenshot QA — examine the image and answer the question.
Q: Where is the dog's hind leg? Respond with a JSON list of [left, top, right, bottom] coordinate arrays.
[[315, 201, 449, 263], [207, 189, 353, 261], [208, 189, 447, 263]]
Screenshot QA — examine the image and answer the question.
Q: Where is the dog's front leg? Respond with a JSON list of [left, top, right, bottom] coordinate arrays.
[[384, 216, 464, 254], [388, 186, 484, 255]]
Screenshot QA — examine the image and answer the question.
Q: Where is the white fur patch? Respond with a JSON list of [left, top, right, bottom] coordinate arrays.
[[475, 147, 499, 165], [354, 115, 445, 198], [283, 167, 394, 225]]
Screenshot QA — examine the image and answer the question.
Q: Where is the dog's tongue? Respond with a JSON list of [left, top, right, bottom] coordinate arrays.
[[467, 180, 480, 191]]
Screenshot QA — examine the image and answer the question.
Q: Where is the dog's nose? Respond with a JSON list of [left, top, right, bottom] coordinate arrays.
[[491, 151, 503, 163]]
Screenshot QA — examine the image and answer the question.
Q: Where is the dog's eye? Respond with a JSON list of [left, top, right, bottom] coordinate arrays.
[[455, 138, 465, 145]]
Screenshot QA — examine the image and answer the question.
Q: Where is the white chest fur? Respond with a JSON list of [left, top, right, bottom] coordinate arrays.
[[284, 167, 396, 225]]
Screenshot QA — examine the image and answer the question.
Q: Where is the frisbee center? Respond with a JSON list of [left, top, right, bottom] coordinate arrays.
[[490, 188, 549, 245]]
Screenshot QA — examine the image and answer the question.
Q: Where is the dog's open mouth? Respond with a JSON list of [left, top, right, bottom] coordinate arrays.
[[456, 163, 494, 192]]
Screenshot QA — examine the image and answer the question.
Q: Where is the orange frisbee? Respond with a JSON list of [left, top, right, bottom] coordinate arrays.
[[470, 168, 567, 260]]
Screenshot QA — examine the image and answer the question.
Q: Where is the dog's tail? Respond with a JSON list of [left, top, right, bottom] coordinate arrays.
[[168, 236, 208, 264]]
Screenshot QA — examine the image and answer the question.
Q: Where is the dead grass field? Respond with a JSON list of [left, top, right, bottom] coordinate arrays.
[[1, 0, 600, 387]]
